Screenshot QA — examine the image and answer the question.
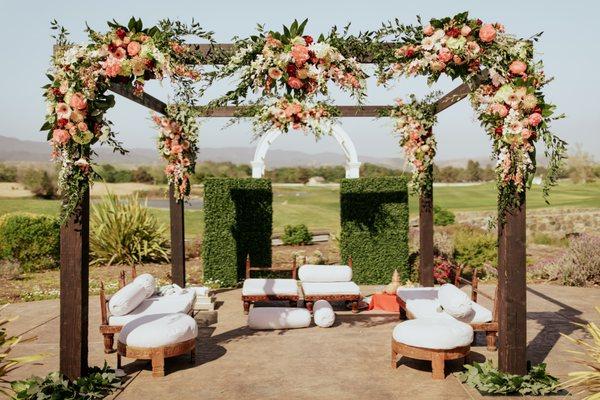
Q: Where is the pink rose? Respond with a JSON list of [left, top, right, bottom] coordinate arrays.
[[423, 25, 434, 36], [287, 77, 304, 89], [528, 112, 542, 127], [127, 41, 141, 57], [489, 103, 508, 117], [77, 122, 88, 132], [291, 45, 310, 66], [461, 25, 472, 36], [437, 48, 453, 63], [52, 129, 70, 145], [171, 144, 183, 155], [102, 57, 122, 77], [509, 60, 527, 76], [165, 164, 176, 174], [521, 129, 533, 140], [478, 24, 496, 42], [69, 93, 87, 110]]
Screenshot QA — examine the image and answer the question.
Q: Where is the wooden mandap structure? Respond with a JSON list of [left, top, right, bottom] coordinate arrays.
[[57, 44, 527, 379]]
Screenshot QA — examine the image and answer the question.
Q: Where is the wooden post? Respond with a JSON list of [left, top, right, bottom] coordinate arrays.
[[59, 187, 89, 379], [497, 194, 527, 375], [169, 185, 185, 287], [419, 167, 434, 287]]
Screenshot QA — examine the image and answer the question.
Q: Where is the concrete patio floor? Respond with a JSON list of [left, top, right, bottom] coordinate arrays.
[[4, 283, 598, 399]]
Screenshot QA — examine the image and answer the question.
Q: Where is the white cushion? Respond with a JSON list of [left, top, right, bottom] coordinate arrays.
[[313, 300, 335, 328], [133, 273, 156, 298], [118, 313, 197, 348], [392, 318, 473, 350], [403, 298, 492, 324], [109, 290, 196, 326], [242, 279, 298, 296], [108, 282, 147, 316], [298, 265, 352, 282], [301, 282, 361, 296], [248, 307, 311, 330], [397, 287, 438, 301], [438, 284, 473, 318]]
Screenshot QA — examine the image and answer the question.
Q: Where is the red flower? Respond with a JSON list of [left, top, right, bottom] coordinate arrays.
[[405, 48, 415, 58], [115, 27, 127, 40], [303, 35, 313, 45], [52, 88, 62, 96], [476, 19, 483, 26], [286, 63, 297, 76], [57, 118, 68, 128], [494, 126, 503, 136], [445, 27, 460, 38], [533, 106, 542, 114], [108, 43, 117, 53]]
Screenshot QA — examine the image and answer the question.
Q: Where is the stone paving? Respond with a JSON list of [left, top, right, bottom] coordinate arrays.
[[5, 283, 598, 399]]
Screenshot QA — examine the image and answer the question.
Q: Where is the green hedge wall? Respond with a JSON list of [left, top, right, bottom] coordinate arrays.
[[202, 178, 272, 286], [340, 177, 409, 284]]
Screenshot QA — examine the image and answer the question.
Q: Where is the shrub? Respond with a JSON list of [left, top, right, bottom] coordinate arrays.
[[433, 205, 455, 226], [19, 169, 58, 199], [433, 258, 453, 284], [453, 225, 497, 275], [202, 178, 272, 286], [0, 163, 17, 182], [281, 224, 312, 245], [0, 213, 60, 272], [90, 194, 169, 266], [340, 177, 409, 283]]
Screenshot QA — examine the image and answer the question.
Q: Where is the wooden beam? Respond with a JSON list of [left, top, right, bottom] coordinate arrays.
[[169, 185, 186, 287], [497, 194, 527, 375], [197, 105, 391, 117], [60, 187, 89, 379], [418, 166, 434, 287], [434, 69, 489, 114], [108, 82, 167, 115]]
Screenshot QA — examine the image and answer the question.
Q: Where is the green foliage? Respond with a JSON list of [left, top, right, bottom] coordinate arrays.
[[19, 169, 58, 199], [203, 178, 272, 286], [90, 193, 169, 266], [0, 213, 60, 272], [433, 205, 455, 226], [281, 224, 312, 245], [0, 164, 17, 182], [453, 225, 497, 272], [194, 161, 251, 183], [340, 177, 409, 283], [11, 362, 121, 400], [458, 360, 560, 396]]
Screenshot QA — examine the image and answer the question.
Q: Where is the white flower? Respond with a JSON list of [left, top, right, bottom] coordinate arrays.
[[309, 42, 332, 59]]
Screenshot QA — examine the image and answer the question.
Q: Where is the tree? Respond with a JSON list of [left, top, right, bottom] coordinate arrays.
[[568, 144, 596, 183], [464, 160, 482, 182]]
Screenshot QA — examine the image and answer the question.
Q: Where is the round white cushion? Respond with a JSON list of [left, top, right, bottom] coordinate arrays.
[[248, 307, 311, 330], [109, 282, 147, 316], [438, 283, 472, 318], [298, 265, 352, 282], [392, 318, 473, 350], [313, 300, 335, 328], [133, 273, 156, 298], [118, 313, 197, 348]]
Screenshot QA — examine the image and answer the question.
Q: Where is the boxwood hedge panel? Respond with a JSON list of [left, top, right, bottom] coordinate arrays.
[[340, 177, 409, 284], [202, 178, 272, 286]]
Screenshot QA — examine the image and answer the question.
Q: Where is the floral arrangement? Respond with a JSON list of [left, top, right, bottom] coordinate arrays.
[[387, 93, 439, 193], [376, 12, 566, 214], [215, 19, 366, 136], [153, 103, 199, 199], [433, 257, 453, 284], [42, 18, 207, 218]]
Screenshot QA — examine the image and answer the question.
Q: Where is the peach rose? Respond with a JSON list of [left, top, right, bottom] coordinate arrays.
[[461, 25, 472, 36], [127, 41, 141, 57], [77, 122, 88, 132], [296, 68, 308, 80], [171, 144, 183, 155], [521, 129, 533, 140], [69, 93, 87, 110], [52, 129, 70, 145], [478, 24, 496, 42], [291, 45, 310, 66], [509, 60, 527, 76], [528, 112, 542, 127], [430, 61, 446, 72], [70, 110, 84, 123], [268, 67, 283, 80], [102, 57, 122, 77], [453, 55, 464, 65], [287, 77, 304, 89], [437, 48, 453, 63], [489, 103, 508, 117], [165, 164, 176, 174], [423, 25, 434, 36]]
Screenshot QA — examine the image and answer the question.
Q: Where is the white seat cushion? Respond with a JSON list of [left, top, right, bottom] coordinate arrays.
[[397, 287, 438, 301], [118, 313, 197, 348], [108, 282, 147, 316], [301, 282, 360, 296], [248, 307, 311, 330], [298, 265, 352, 282], [392, 318, 473, 350], [401, 291, 492, 324], [133, 273, 156, 298], [242, 278, 298, 296], [109, 290, 196, 326], [438, 284, 472, 318], [313, 300, 335, 328]]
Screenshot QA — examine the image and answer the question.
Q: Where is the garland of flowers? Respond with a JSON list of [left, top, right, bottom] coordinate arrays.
[[376, 12, 567, 214], [213, 19, 366, 136], [43, 18, 208, 218], [388, 93, 439, 194]]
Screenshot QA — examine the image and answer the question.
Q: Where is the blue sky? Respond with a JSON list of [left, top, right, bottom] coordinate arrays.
[[0, 0, 598, 163]]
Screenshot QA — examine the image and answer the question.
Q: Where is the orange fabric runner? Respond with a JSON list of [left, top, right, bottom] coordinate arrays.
[[368, 293, 401, 312]]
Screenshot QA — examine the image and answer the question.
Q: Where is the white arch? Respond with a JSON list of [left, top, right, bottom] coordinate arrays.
[[251, 124, 361, 179]]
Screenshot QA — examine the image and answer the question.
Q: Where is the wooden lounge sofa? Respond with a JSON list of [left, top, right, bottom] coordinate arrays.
[[99, 266, 195, 353], [242, 256, 300, 314], [299, 257, 362, 314], [396, 265, 499, 351]]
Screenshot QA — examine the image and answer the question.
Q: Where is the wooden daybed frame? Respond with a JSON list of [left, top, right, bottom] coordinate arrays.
[[397, 265, 499, 351], [242, 256, 299, 314]]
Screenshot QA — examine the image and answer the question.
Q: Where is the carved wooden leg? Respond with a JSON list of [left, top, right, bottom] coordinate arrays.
[[151, 350, 165, 377], [431, 352, 445, 380], [289, 300, 297, 308], [391, 343, 398, 369], [486, 331, 498, 351], [243, 301, 250, 315], [351, 301, 359, 314], [305, 301, 314, 313], [117, 353, 122, 369], [103, 333, 115, 354]]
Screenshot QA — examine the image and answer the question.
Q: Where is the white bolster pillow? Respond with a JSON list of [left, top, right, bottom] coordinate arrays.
[[248, 307, 311, 330], [133, 273, 156, 298], [298, 265, 352, 282], [108, 282, 147, 316], [313, 300, 335, 328], [438, 283, 473, 318]]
